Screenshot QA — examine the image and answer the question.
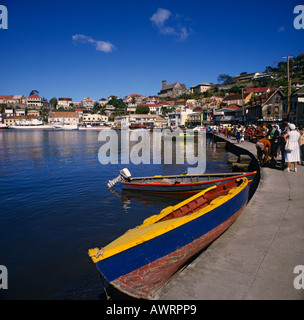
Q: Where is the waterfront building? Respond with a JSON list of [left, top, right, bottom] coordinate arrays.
[[82, 113, 108, 124], [48, 111, 79, 125], [115, 114, 167, 128], [158, 80, 187, 99], [167, 109, 194, 127], [213, 105, 242, 124], [246, 87, 284, 122], [282, 86, 304, 126], [186, 110, 203, 126], [4, 115, 37, 126]]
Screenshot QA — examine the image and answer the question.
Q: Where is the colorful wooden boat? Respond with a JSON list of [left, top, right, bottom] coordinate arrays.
[[89, 177, 249, 300], [120, 171, 256, 193]]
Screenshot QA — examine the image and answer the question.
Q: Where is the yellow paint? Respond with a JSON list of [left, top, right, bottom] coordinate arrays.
[[88, 178, 248, 263]]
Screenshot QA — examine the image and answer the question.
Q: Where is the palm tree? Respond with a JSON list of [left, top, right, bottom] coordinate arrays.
[[29, 90, 39, 96]]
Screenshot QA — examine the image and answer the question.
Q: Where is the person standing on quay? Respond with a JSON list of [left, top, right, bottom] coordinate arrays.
[[227, 125, 231, 139], [300, 125, 304, 165], [280, 119, 290, 169], [283, 123, 301, 172]]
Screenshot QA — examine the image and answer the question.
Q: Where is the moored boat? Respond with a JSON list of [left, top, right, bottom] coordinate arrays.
[[107, 168, 256, 193], [53, 123, 78, 130], [89, 177, 249, 299], [78, 125, 111, 130], [9, 119, 54, 129], [0, 123, 8, 129]]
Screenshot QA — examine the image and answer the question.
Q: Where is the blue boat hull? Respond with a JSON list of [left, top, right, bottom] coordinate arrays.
[[95, 183, 249, 299]]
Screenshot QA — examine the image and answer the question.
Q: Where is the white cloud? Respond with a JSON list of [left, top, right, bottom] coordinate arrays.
[[150, 8, 171, 29], [150, 8, 191, 41], [72, 34, 115, 53]]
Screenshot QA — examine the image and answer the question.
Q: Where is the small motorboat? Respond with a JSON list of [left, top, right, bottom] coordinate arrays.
[[107, 168, 256, 193], [89, 177, 249, 299]]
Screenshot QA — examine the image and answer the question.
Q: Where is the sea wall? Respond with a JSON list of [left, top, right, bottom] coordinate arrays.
[[210, 133, 260, 201]]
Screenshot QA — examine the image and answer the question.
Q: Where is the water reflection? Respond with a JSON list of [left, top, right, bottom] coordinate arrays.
[[0, 130, 231, 300]]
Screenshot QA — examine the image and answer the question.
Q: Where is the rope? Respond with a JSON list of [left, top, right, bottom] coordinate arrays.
[[88, 247, 105, 258]]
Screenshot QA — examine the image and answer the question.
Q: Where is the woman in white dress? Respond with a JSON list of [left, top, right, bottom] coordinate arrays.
[[283, 123, 301, 172]]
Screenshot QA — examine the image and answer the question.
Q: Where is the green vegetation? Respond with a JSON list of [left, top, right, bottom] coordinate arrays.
[[176, 53, 304, 101], [136, 105, 150, 114]]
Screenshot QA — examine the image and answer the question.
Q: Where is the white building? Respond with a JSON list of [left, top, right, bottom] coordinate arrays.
[[115, 114, 166, 128], [190, 83, 213, 93], [48, 111, 79, 124], [167, 109, 194, 127], [26, 94, 42, 108], [82, 113, 108, 123], [57, 98, 73, 109], [81, 97, 95, 110]]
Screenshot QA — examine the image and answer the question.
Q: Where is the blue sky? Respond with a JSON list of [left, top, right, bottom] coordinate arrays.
[[0, 0, 303, 102]]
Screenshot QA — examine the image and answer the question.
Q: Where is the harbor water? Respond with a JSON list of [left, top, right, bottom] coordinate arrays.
[[0, 130, 232, 300]]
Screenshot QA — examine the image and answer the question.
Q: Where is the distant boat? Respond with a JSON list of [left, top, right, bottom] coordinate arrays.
[[9, 119, 54, 129], [107, 168, 256, 193], [78, 124, 111, 130], [53, 123, 78, 130], [0, 123, 8, 129], [89, 177, 250, 300]]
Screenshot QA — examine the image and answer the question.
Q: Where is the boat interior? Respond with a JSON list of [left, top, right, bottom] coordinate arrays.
[[128, 173, 241, 185], [158, 179, 244, 222]]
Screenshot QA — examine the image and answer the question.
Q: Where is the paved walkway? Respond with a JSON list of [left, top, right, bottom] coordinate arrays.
[[156, 137, 304, 300]]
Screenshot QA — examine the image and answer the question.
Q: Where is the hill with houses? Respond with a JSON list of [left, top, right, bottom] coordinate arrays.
[[1, 53, 303, 127]]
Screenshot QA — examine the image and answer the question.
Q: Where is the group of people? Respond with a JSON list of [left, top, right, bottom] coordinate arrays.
[[220, 125, 245, 143], [255, 120, 304, 171]]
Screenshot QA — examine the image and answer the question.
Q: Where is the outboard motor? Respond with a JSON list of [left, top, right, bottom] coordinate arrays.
[[107, 168, 132, 189]]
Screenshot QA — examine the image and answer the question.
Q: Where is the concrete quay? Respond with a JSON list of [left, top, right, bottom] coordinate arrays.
[[156, 135, 304, 300]]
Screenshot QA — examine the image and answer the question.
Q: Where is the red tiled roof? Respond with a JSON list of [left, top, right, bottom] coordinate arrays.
[[49, 111, 78, 118], [223, 93, 251, 101], [0, 95, 14, 99], [245, 87, 269, 93], [129, 94, 144, 97], [226, 105, 241, 110], [28, 94, 41, 99]]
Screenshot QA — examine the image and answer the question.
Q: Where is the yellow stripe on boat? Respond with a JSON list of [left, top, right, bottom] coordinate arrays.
[[89, 178, 248, 263]]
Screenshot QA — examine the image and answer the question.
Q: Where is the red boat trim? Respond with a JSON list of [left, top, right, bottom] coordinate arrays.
[[121, 172, 255, 188], [109, 201, 248, 300]]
